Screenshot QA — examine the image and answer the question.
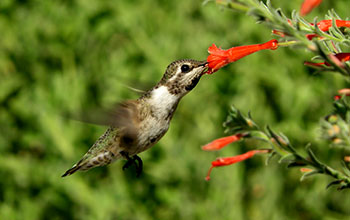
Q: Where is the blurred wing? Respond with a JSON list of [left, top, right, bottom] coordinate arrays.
[[66, 100, 140, 140]]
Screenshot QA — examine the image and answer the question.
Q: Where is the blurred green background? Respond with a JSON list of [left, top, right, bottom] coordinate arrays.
[[1, 0, 350, 219]]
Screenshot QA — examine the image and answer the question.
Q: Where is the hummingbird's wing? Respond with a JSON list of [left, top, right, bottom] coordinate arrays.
[[67, 101, 141, 140], [62, 100, 143, 177]]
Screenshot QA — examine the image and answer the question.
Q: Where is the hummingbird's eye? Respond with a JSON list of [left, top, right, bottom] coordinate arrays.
[[180, 64, 191, 73]]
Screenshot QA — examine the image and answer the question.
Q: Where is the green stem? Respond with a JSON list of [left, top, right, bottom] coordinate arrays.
[[277, 41, 298, 47], [324, 166, 350, 185], [216, 1, 249, 13]]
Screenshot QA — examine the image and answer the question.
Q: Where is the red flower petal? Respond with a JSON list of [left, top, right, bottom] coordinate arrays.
[[205, 149, 270, 181], [206, 39, 279, 74], [300, 0, 322, 16], [333, 53, 350, 63], [201, 134, 243, 151]]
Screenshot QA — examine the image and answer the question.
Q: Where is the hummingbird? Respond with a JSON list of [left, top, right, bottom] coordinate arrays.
[[62, 59, 208, 177]]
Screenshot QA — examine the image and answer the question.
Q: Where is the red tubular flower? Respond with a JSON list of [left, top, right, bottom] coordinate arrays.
[[205, 149, 270, 181], [272, 30, 286, 38], [300, 0, 322, 16], [304, 53, 350, 67], [206, 39, 279, 74], [314, 20, 350, 32], [201, 134, 243, 151]]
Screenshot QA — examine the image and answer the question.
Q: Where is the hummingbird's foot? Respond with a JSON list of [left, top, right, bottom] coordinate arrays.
[[122, 158, 134, 170], [120, 151, 134, 170], [120, 151, 143, 177]]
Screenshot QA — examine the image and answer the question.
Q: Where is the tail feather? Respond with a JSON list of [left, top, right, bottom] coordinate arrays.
[[62, 151, 121, 177], [61, 165, 82, 177]]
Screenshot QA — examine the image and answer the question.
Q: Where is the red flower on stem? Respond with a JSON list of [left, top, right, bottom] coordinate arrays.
[[300, 0, 322, 16], [273, 19, 350, 41], [206, 39, 279, 74], [304, 53, 350, 67], [305, 33, 323, 40], [201, 134, 243, 151], [205, 149, 270, 181], [334, 95, 341, 101], [315, 20, 350, 32]]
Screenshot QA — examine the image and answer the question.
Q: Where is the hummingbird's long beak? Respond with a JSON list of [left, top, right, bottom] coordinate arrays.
[[195, 60, 209, 75], [197, 60, 208, 67]]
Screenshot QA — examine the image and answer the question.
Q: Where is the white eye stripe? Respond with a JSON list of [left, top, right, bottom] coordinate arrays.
[[168, 67, 183, 81]]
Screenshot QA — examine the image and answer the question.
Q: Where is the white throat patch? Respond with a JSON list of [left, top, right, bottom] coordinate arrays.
[[150, 86, 179, 117]]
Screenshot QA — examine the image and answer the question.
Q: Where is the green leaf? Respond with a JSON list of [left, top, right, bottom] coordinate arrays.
[[265, 151, 277, 166], [278, 153, 294, 164], [306, 145, 323, 166], [300, 170, 320, 182]]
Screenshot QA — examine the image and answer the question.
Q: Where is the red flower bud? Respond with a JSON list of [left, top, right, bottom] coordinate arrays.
[[300, 168, 313, 173], [206, 40, 279, 74], [272, 30, 286, 37], [305, 33, 323, 40], [205, 149, 270, 181], [334, 95, 341, 101], [201, 134, 243, 151]]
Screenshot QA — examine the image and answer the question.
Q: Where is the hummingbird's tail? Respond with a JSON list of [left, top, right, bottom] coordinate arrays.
[[61, 150, 122, 177], [61, 164, 82, 177]]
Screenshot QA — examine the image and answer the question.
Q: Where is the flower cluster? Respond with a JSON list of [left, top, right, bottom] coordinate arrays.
[[202, 106, 350, 189], [204, 0, 350, 190]]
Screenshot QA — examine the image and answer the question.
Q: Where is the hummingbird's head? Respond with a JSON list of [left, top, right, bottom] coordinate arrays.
[[158, 59, 208, 96]]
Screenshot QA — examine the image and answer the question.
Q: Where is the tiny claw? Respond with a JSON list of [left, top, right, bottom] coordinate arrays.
[[134, 155, 143, 177], [122, 160, 134, 170]]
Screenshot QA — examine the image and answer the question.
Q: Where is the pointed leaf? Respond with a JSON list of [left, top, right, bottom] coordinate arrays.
[[278, 154, 294, 164], [265, 151, 277, 165], [306, 145, 323, 166], [300, 170, 320, 182]]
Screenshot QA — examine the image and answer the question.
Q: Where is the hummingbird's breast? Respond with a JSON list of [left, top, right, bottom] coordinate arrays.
[[134, 116, 170, 154], [132, 85, 180, 155]]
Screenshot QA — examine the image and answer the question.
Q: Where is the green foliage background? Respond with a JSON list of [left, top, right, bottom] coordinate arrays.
[[1, 0, 350, 219]]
